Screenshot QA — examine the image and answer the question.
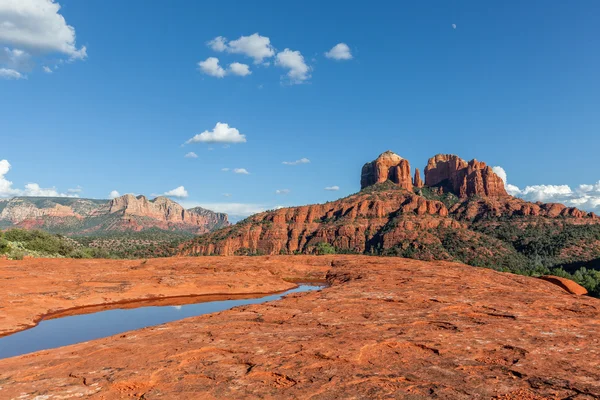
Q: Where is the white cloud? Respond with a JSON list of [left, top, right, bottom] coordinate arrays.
[[492, 166, 507, 185], [229, 62, 251, 76], [324, 186, 340, 191], [184, 152, 198, 158], [21, 183, 64, 197], [0, 67, 24, 79], [0, 0, 87, 60], [221, 168, 230, 172], [213, 33, 274, 64], [325, 43, 352, 60], [207, 36, 227, 52], [162, 186, 188, 198], [108, 190, 120, 199], [0, 159, 76, 197], [276, 189, 290, 195], [276, 49, 311, 84], [493, 165, 600, 213], [186, 122, 246, 144], [0, 47, 31, 70], [67, 187, 82, 194], [452, 24, 457, 29], [42, 65, 52, 73], [181, 201, 267, 217], [198, 57, 226, 78], [233, 168, 250, 175], [282, 157, 310, 165]]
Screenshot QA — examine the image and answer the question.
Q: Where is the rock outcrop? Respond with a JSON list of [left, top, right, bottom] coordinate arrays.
[[360, 151, 413, 191], [539, 275, 588, 295], [424, 154, 509, 198], [413, 168, 424, 188]]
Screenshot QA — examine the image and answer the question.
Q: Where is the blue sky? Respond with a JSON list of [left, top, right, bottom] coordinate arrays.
[[1, 0, 600, 217]]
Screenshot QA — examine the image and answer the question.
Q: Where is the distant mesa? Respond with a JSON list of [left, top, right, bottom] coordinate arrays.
[[0, 194, 229, 235]]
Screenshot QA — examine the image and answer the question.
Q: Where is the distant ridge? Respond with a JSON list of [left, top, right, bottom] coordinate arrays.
[[0, 195, 229, 235]]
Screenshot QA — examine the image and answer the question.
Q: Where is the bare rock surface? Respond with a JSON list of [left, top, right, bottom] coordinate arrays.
[[0, 257, 328, 337], [0, 256, 599, 399], [540, 275, 588, 295]]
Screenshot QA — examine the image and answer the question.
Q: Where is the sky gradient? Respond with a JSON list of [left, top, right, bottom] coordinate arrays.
[[1, 0, 600, 218]]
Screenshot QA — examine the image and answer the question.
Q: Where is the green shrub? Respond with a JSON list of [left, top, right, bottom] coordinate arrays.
[[316, 242, 336, 255]]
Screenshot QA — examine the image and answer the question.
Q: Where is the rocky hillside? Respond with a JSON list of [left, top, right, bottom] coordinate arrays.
[[0, 195, 229, 235], [180, 151, 600, 282]]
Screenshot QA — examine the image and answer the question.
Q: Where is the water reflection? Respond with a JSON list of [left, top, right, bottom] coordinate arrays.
[[0, 284, 322, 359]]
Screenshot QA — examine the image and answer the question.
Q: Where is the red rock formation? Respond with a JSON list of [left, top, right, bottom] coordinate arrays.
[[413, 168, 424, 188], [180, 190, 453, 256], [539, 275, 588, 295], [361, 151, 413, 191], [424, 154, 508, 198], [181, 152, 599, 259]]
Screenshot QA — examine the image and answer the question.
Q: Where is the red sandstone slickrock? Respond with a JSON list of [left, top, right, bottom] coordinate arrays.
[[0, 256, 598, 399]]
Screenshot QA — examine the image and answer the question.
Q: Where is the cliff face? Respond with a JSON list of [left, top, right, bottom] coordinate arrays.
[[180, 151, 600, 272], [181, 189, 459, 257], [424, 154, 509, 198], [0, 196, 229, 235]]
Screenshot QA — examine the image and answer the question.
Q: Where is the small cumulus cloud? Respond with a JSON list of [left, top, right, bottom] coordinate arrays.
[[0, 68, 24, 79], [42, 66, 53, 73], [324, 186, 340, 191], [186, 122, 246, 144], [452, 23, 457, 29], [198, 57, 226, 78], [275, 49, 311, 84], [275, 189, 290, 195], [325, 43, 352, 60], [229, 62, 251, 76], [208, 33, 275, 64], [162, 186, 189, 198], [184, 152, 198, 159], [233, 168, 250, 175], [109, 190, 120, 199], [282, 158, 310, 166], [221, 168, 230, 172]]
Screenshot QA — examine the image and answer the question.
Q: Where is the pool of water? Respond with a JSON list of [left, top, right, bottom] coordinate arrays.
[[0, 284, 322, 359]]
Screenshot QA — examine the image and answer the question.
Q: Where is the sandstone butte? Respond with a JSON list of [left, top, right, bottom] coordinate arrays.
[[0, 256, 598, 399], [180, 151, 599, 257]]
